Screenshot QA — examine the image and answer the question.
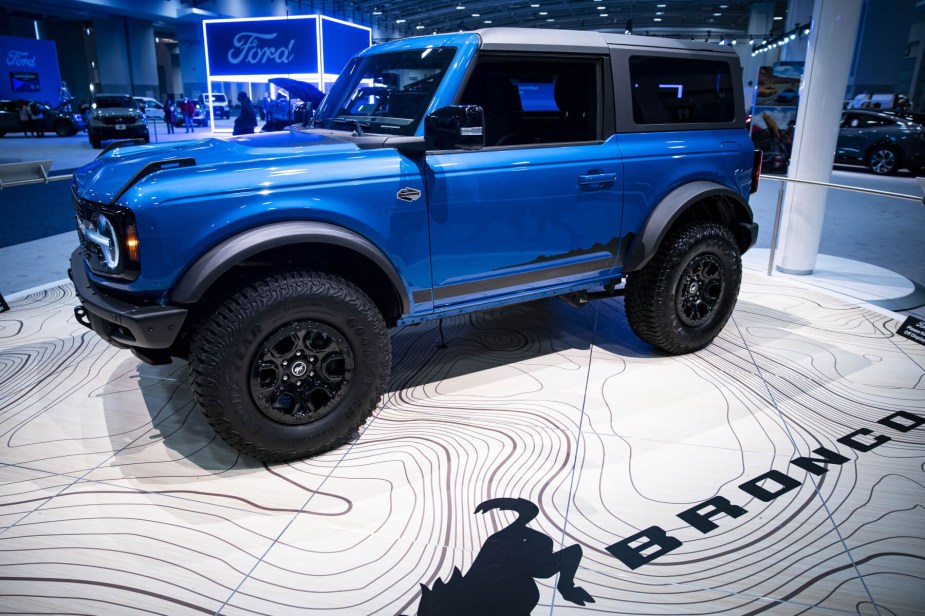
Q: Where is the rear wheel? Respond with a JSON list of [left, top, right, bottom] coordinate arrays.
[[89, 135, 101, 148], [624, 222, 742, 354], [190, 271, 391, 462], [54, 120, 73, 137], [866, 145, 900, 175]]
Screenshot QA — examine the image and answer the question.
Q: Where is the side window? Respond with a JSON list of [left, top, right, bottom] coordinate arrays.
[[458, 56, 601, 147], [628, 55, 735, 125]]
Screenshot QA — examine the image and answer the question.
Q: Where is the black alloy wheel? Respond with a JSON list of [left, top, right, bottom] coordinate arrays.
[[249, 321, 353, 425], [675, 254, 726, 327]]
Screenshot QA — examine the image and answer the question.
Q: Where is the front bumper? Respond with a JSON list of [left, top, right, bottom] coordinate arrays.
[[69, 249, 187, 364], [88, 124, 148, 139]]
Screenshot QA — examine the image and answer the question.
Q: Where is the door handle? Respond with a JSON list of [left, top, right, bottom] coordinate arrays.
[[578, 172, 617, 189]]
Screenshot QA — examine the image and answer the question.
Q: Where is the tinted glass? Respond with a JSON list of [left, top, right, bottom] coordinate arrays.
[[629, 56, 735, 125], [459, 57, 600, 146], [94, 96, 137, 109], [313, 47, 456, 136]]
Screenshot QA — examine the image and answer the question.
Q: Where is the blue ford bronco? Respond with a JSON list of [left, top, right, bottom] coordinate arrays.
[[70, 28, 760, 461]]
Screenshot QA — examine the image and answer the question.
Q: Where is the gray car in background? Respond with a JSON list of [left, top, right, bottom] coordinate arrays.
[[836, 110, 925, 175]]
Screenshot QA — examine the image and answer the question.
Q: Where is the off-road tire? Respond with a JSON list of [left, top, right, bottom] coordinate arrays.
[[624, 222, 741, 355], [190, 271, 391, 462], [866, 145, 900, 175]]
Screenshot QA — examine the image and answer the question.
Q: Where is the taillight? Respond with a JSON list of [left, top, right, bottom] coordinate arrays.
[[750, 149, 762, 194]]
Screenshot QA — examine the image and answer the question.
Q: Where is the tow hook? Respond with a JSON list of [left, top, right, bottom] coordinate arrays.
[[74, 305, 92, 329]]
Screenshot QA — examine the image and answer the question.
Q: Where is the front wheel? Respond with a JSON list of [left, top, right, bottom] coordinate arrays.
[[190, 271, 391, 462], [866, 146, 900, 175], [624, 222, 742, 355]]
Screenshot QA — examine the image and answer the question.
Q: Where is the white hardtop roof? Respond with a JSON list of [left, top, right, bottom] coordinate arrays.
[[475, 27, 737, 56]]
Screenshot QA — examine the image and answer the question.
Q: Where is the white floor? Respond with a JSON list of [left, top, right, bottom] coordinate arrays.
[[1, 266, 923, 615]]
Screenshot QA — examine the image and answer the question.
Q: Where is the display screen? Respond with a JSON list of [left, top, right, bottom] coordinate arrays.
[[10, 71, 40, 92]]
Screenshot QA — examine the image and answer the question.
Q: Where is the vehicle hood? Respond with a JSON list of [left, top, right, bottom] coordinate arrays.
[[93, 108, 144, 118], [72, 130, 365, 205]]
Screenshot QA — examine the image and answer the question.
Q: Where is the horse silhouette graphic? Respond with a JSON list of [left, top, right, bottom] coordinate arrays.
[[417, 498, 594, 615]]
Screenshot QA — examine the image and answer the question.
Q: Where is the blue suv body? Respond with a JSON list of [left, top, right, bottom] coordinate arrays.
[[70, 28, 759, 461]]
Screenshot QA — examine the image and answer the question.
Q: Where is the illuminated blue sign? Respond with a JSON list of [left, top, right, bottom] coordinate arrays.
[[204, 17, 319, 78], [203, 15, 371, 81], [0, 35, 61, 103]]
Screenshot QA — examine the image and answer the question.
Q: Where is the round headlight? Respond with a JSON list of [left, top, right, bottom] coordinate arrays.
[[93, 213, 120, 269]]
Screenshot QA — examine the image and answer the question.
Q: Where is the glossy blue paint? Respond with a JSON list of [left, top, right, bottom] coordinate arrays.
[[77, 132, 432, 307], [72, 30, 755, 332], [615, 129, 754, 271], [427, 137, 623, 306]]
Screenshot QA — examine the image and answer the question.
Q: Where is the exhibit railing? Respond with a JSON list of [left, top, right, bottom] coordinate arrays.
[[0, 160, 70, 190], [758, 173, 923, 277]]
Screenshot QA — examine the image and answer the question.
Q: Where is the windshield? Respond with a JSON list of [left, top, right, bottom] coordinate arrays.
[[95, 96, 137, 109], [313, 47, 456, 136]]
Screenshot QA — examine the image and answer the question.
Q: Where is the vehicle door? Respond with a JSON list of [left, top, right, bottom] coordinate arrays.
[[837, 112, 884, 161], [0, 101, 18, 133], [425, 54, 623, 307]]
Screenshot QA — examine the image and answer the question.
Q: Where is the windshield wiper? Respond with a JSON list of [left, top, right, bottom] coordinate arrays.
[[329, 117, 369, 136]]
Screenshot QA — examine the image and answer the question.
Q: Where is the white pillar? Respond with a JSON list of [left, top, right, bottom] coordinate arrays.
[[777, 0, 863, 275]]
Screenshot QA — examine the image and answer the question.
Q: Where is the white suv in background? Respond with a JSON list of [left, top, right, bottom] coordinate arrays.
[[133, 97, 165, 121], [199, 93, 230, 119]]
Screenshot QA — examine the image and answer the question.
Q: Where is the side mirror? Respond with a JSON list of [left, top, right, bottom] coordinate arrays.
[[425, 105, 484, 151]]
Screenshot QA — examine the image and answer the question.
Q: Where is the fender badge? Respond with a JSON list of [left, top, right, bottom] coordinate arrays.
[[397, 187, 422, 202]]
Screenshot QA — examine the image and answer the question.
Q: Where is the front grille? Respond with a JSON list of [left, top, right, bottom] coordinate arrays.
[[72, 182, 139, 281], [102, 116, 137, 126]]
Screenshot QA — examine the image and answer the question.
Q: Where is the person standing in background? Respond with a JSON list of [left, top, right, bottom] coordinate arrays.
[[18, 102, 33, 137], [260, 92, 270, 120], [233, 92, 257, 135], [179, 94, 195, 133], [58, 81, 72, 111], [164, 95, 176, 134], [30, 102, 45, 137]]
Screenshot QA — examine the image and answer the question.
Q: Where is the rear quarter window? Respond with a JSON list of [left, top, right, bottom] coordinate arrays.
[[628, 55, 735, 125]]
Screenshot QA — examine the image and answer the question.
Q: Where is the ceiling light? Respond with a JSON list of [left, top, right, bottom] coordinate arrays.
[[804, 28, 810, 35], [456, 3, 465, 9], [539, 11, 547, 15], [657, 3, 666, 7], [656, 11, 663, 15], [601, 13, 609, 17], [598, 5, 606, 9], [530, 3, 540, 6], [396, 18, 406, 23], [731, 39, 737, 45], [416, 24, 425, 29], [372, 7, 382, 15], [773, 16, 783, 20], [749, 38, 754, 44], [547, 18, 555, 21], [484, 19, 492, 23], [713, 13, 722, 16], [653, 17, 662, 21], [471, 13, 479, 16], [720, 4, 728, 8]]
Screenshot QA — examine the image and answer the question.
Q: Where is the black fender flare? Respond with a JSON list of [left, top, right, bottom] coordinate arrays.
[[170, 221, 410, 314], [622, 181, 756, 273]]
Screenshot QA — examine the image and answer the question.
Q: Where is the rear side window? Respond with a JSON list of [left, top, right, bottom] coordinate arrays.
[[628, 55, 735, 125]]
